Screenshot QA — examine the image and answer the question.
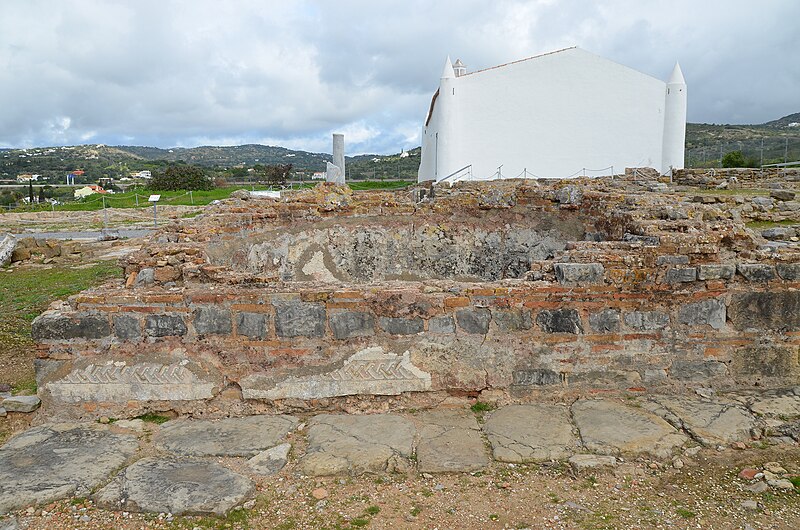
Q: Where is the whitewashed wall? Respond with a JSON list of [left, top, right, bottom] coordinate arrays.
[[419, 48, 679, 182]]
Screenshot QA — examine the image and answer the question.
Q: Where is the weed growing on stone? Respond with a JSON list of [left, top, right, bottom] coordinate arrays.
[[470, 401, 494, 414], [409, 506, 421, 517], [135, 413, 170, 424]]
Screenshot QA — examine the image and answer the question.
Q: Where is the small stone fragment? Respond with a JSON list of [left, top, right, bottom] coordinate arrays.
[[745, 481, 769, 494], [738, 468, 759, 480], [740, 500, 759, 511], [1, 395, 41, 413], [568, 454, 618, 470], [311, 488, 328, 500]]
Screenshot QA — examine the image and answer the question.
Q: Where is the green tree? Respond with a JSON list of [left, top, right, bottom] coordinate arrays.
[[721, 150, 758, 168], [256, 164, 292, 187], [150, 165, 214, 191]]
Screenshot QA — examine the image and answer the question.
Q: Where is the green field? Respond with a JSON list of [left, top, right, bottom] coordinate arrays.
[[3, 180, 415, 213]]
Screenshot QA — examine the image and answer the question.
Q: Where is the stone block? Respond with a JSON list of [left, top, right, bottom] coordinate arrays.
[[677, 298, 726, 330], [144, 314, 188, 337], [624, 311, 669, 330], [536, 309, 583, 334], [770, 189, 796, 201], [751, 196, 774, 208], [666, 267, 697, 283], [762, 227, 793, 240], [329, 311, 374, 340], [193, 307, 232, 336], [656, 255, 689, 266], [623, 233, 660, 246], [135, 268, 155, 286], [697, 264, 736, 280], [491, 309, 531, 331], [378, 316, 424, 335], [729, 291, 800, 330], [670, 360, 728, 382], [588, 309, 621, 333], [737, 263, 776, 282], [154, 265, 181, 283], [511, 369, 561, 386], [243, 347, 431, 400], [32, 312, 111, 341], [47, 362, 215, 403], [428, 315, 455, 334], [455, 308, 491, 334], [1, 395, 40, 413], [730, 345, 799, 378], [776, 263, 800, 281], [274, 302, 326, 338], [113, 314, 141, 341], [236, 312, 268, 339], [553, 263, 604, 285]]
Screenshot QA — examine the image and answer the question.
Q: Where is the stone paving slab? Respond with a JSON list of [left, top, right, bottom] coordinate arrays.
[[644, 396, 758, 446], [572, 399, 688, 459], [729, 387, 800, 418], [300, 414, 415, 476], [0, 424, 139, 514], [247, 443, 292, 476], [483, 404, 578, 462], [416, 410, 490, 473], [94, 457, 254, 516], [155, 415, 298, 457]]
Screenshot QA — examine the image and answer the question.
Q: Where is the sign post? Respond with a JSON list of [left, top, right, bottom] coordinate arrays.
[[148, 195, 161, 228]]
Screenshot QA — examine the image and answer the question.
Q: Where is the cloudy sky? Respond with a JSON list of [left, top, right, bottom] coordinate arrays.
[[1, 0, 798, 154]]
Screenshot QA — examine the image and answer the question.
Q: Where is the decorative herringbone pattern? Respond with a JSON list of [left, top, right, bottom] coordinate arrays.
[[326, 359, 419, 381], [59, 363, 197, 385]]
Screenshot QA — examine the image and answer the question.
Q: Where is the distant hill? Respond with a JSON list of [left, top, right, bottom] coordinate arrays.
[[685, 112, 800, 167], [1, 112, 797, 181], [0, 142, 421, 182]]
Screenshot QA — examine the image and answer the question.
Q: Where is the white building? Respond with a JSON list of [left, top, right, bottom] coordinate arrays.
[[418, 47, 687, 182]]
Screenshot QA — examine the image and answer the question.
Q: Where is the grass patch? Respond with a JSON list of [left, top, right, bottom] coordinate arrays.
[[11, 378, 37, 396], [410, 506, 421, 517], [4, 181, 415, 214], [135, 413, 171, 424], [675, 508, 696, 518], [365, 506, 380, 516], [470, 401, 495, 414], [789, 476, 800, 490], [0, 260, 122, 388], [350, 518, 369, 527], [745, 219, 799, 229]]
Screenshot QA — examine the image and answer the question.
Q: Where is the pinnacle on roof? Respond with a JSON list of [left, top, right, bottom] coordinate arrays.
[[668, 62, 685, 85], [441, 56, 455, 79]]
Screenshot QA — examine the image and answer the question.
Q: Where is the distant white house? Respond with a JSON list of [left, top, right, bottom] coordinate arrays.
[[74, 185, 107, 199], [16, 174, 39, 182], [312, 171, 326, 180], [418, 47, 687, 182]]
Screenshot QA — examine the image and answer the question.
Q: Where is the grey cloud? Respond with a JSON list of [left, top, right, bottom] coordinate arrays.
[[0, 0, 797, 152]]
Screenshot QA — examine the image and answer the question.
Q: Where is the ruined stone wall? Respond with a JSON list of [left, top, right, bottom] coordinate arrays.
[[31, 180, 800, 420], [674, 167, 800, 187]]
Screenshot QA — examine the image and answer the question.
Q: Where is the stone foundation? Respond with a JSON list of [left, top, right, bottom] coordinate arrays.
[[32, 178, 800, 419]]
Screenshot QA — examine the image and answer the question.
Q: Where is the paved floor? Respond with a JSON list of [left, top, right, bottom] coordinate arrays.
[[0, 388, 798, 517]]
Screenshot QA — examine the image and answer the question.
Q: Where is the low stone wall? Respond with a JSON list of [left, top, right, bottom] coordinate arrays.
[[674, 167, 800, 187], [8, 237, 84, 264], [33, 265, 800, 419]]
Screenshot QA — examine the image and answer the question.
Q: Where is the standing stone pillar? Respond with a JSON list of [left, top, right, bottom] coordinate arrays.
[[326, 134, 346, 185]]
